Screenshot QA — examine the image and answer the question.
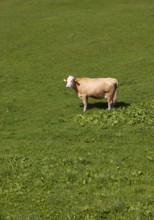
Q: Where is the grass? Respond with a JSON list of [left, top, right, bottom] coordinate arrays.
[[75, 101, 154, 128], [0, 0, 154, 219]]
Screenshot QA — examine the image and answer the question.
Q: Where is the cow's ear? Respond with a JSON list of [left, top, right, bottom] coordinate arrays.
[[63, 78, 67, 82]]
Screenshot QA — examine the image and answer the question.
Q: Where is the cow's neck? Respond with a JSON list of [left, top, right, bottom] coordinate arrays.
[[73, 81, 79, 95]]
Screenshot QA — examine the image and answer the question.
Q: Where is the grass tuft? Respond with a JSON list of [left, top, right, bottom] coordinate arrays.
[[75, 100, 154, 128]]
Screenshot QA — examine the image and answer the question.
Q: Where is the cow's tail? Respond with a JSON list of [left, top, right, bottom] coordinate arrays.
[[113, 80, 118, 105]]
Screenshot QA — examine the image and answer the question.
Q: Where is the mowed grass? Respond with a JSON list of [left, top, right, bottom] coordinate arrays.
[[0, 0, 154, 219]]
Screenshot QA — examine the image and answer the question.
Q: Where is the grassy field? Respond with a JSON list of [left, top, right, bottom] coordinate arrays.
[[0, 0, 154, 219]]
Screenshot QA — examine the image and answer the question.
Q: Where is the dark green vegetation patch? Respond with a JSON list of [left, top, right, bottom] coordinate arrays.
[[75, 101, 154, 128]]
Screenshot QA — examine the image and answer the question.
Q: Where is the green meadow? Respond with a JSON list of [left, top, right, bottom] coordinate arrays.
[[0, 0, 154, 219]]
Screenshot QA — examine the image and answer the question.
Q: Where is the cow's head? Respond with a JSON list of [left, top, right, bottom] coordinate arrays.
[[63, 75, 75, 88]]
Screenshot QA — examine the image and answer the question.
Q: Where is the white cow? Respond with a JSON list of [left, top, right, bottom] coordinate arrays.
[[64, 75, 118, 112]]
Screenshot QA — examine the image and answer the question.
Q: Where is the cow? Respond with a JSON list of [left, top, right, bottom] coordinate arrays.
[[64, 75, 118, 112]]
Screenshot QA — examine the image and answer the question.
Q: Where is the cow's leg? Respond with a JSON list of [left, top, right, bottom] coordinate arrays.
[[82, 96, 88, 112], [106, 94, 113, 110], [108, 101, 113, 110], [112, 87, 117, 107]]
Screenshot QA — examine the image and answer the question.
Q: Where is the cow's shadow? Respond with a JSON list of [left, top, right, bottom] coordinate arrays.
[[80, 101, 130, 110]]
